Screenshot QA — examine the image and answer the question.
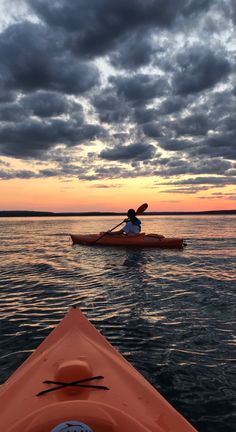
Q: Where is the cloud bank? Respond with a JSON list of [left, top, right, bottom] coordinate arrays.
[[0, 0, 235, 196]]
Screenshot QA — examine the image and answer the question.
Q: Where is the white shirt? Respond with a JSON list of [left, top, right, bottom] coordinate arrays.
[[123, 221, 140, 235]]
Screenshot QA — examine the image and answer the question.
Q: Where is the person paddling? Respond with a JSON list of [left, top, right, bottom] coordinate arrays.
[[94, 203, 147, 243], [108, 208, 141, 235]]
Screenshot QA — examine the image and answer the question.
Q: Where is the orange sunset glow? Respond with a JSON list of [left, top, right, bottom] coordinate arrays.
[[1, 175, 235, 213]]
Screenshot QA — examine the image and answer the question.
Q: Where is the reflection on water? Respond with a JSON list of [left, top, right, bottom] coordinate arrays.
[[0, 215, 235, 431]]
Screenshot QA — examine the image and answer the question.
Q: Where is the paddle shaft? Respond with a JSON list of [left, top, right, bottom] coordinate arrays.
[[94, 219, 126, 243], [106, 220, 126, 232]]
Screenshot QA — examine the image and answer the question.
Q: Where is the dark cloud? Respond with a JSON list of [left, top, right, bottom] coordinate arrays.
[[21, 91, 82, 118], [0, 168, 38, 180], [0, 92, 84, 123], [142, 122, 163, 139], [159, 138, 193, 152], [174, 44, 231, 95], [187, 133, 236, 161], [160, 176, 236, 185], [110, 74, 169, 105], [1, 152, 235, 187], [109, 33, 156, 70], [0, 84, 16, 103], [172, 114, 209, 136], [158, 97, 187, 116], [151, 157, 236, 180], [0, 21, 100, 94], [0, 0, 235, 189], [159, 186, 213, 194], [92, 88, 131, 124], [152, 171, 236, 194], [0, 102, 27, 122], [28, 0, 213, 58], [134, 108, 159, 124], [100, 143, 156, 162], [0, 119, 104, 158]]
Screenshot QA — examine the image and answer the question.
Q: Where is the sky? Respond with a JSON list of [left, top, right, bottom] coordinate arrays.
[[0, 0, 235, 212]]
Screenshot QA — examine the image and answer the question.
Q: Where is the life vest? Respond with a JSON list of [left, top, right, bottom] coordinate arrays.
[[131, 218, 141, 230]]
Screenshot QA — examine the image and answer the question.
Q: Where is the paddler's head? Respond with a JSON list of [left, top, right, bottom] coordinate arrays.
[[127, 209, 136, 220]]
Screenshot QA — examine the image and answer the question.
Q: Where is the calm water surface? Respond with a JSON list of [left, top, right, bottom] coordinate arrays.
[[0, 215, 235, 431]]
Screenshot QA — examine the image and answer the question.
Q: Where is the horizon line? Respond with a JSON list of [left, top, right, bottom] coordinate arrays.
[[0, 209, 235, 217]]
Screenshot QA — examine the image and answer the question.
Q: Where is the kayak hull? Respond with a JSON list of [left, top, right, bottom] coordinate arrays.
[[0, 306, 196, 432], [70, 233, 184, 248]]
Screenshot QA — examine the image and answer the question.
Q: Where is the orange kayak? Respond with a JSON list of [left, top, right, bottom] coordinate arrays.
[[0, 306, 196, 432], [70, 233, 184, 248]]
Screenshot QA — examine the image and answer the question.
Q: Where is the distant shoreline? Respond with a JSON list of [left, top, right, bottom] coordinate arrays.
[[0, 209, 235, 217]]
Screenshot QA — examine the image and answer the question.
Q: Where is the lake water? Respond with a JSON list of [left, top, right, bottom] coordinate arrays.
[[0, 215, 235, 431]]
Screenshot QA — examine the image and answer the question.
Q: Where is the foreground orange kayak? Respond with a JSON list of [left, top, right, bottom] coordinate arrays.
[[70, 233, 184, 248], [0, 306, 196, 432]]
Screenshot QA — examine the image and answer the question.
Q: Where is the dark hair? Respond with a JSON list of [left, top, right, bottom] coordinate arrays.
[[127, 209, 136, 220]]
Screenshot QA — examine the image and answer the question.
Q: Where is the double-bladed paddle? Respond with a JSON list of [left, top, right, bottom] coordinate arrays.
[[94, 203, 148, 244]]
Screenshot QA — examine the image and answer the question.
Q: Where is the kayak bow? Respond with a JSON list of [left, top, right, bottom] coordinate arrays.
[[0, 306, 196, 432]]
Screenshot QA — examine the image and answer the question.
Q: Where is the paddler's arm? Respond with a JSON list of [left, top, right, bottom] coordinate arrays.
[[106, 228, 125, 235]]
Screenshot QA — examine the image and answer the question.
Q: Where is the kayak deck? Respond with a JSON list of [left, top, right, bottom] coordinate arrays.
[[0, 306, 196, 432], [70, 233, 185, 248]]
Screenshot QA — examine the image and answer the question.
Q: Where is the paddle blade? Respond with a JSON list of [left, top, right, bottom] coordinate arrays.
[[136, 203, 148, 215]]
